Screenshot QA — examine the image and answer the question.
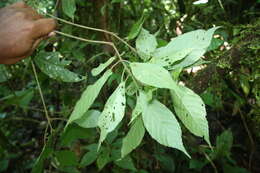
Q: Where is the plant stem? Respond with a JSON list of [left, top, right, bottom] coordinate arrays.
[[55, 31, 140, 88], [54, 30, 112, 46], [31, 61, 53, 131], [44, 12, 137, 53]]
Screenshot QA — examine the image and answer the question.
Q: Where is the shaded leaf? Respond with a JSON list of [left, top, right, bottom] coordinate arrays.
[[80, 144, 99, 168], [91, 57, 116, 76], [32, 136, 53, 173], [171, 85, 210, 145], [115, 156, 137, 171], [127, 13, 146, 40], [142, 99, 190, 157], [35, 51, 85, 82], [62, 0, 76, 19], [60, 124, 93, 147], [98, 82, 126, 148], [97, 148, 111, 170], [67, 70, 112, 125], [55, 150, 78, 167], [121, 116, 145, 158], [0, 65, 11, 83], [126, 81, 138, 96], [211, 130, 233, 160]]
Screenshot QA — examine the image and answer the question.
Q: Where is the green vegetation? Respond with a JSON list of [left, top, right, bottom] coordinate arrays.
[[0, 0, 259, 172]]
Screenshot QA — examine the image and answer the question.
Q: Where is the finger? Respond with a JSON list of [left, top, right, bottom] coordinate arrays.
[[32, 38, 44, 51], [9, 1, 27, 8], [0, 55, 26, 64], [32, 18, 56, 38], [23, 7, 43, 20]]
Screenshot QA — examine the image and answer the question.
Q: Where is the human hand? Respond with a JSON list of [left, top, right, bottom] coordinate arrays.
[[0, 2, 56, 64]]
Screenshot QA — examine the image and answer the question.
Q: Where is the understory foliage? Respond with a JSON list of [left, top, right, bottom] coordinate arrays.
[[0, 0, 259, 173]]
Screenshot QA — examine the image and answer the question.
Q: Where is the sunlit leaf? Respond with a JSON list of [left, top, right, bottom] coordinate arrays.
[[129, 91, 147, 124], [121, 116, 145, 158], [74, 110, 101, 128], [67, 70, 112, 125], [136, 28, 158, 61], [171, 85, 210, 145], [130, 62, 177, 89], [150, 47, 193, 67], [91, 57, 116, 76], [142, 99, 190, 157], [34, 51, 85, 82], [150, 27, 220, 67], [98, 82, 126, 148], [169, 49, 206, 70]]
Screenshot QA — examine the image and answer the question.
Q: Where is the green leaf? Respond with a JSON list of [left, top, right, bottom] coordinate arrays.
[[121, 116, 145, 158], [91, 57, 116, 76], [74, 110, 101, 128], [130, 62, 177, 89], [127, 13, 146, 40], [62, 0, 76, 19], [55, 150, 78, 167], [80, 150, 98, 167], [129, 91, 147, 124], [32, 136, 53, 173], [0, 160, 8, 172], [211, 130, 233, 160], [60, 124, 93, 147], [0, 65, 11, 83], [115, 156, 137, 171], [171, 85, 210, 145], [126, 81, 138, 96], [150, 47, 193, 67], [142, 99, 190, 157], [2, 89, 34, 108], [223, 164, 250, 173], [169, 49, 206, 70], [150, 27, 220, 67], [67, 70, 112, 125], [111, 0, 124, 3], [98, 82, 126, 148], [155, 154, 175, 172], [207, 37, 224, 51], [97, 148, 111, 170], [79, 144, 98, 167], [34, 51, 85, 82], [136, 28, 158, 61]]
